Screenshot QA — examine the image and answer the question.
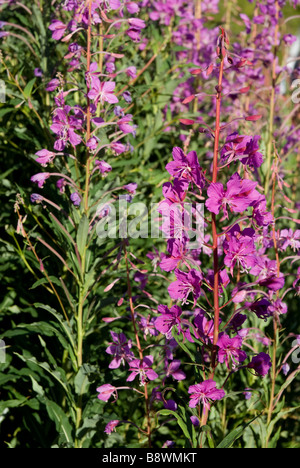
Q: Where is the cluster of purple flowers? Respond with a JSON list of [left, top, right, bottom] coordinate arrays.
[[30, 0, 144, 206]]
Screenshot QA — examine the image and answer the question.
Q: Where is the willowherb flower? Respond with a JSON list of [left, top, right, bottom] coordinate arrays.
[[88, 79, 119, 105], [105, 331, 134, 369], [126, 355, 158, 385], [154, 304, 183, 339], [193, 310, 216, 344], [35, 149, 57, 166], [165, 147, 205, 188], [46, 78, 61, 92], [95, 159, 112, 175], [223, 226, 258, 275], [30, 172, 50, 188], [282, 363, 290, 376], [96, 384, 117, 402], [117, 114, 135, 134], [188, 379, 225, 409], [217, 333, 247, 370], [167, 268, 203, 306], [50, 107, 83, 150], [70, 192, 81, 206], [164, 359, 186, 381], [104, 420, 120, 434], [250, 257, 285, 291], [159, 238, 190, 272], [247, 298, 272, 320], [268, 298, 288, 318], [205, 172, 260, 218], [248, 352, 272, 377], [48, 20, 68, 41], [277, 229, 300, 252]]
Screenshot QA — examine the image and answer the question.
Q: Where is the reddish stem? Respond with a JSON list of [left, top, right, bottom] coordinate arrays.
[[211, 56, 225, 368], [123, 242, 152, 448]]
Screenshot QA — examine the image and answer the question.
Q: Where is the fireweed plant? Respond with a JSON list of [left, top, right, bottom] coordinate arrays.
[[0, 0, 299, 450], [6, 0, 153, 449], [96, 28, 300, 448]]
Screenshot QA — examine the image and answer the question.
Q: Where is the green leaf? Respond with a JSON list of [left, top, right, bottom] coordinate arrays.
[[39, 397, 74, 446], [23, 78, 36, 99], [172, 328, 195, 363], [217, 416, 260, 448], [76, 215, 89, 257], [74, 367, 90, 396], [29, 375, 45, 396], [201, 425, 216, 448], [30, 276, 62, 290], [158, 405, 197, 447]]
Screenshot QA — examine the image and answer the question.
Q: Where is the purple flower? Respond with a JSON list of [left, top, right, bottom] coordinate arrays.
[[282, 363, 290, 376], [126, 66, 137, 79], [96, 384, 117, 402], [117, 114, 135, 134], [126, 355, 158, 385], [241, 136, 264, 168], [162, 400, 177, 411], [50, 107, 82, 150], [31, 193, 43, 203], [110, 142, 127, 154], [49, 20, 67, 41], [251, 195, 273, 227], [217, 333, 247, 369], [206, 173, 260, 218], [70, 192, 81, 206], [56, 178, 67, 193], [34, 68, 43, 77], [243, 389, 252, 400], [220, 133, 251, 164], [95, 159, 112, 175], [188, 379, 225, 409], [190, 415, 200, 427], [86, 136, 99, 151], [278, 229, 300, 252], [88, 79, 119, 105], [155, 304, 183, 339], [268, 299, 288, 318], [35, 149, 56, 166], [166, 147, 205, 188], [250, 257, 285, 291], [247, 299, 272, 319], [30, 172, 50, 188], [283, 34, 297, 45], [123, 183, 138, 194], [160, 179, 188, 207], [138, 316, 159, 340], [46, 78, 60, 92], [122, 90, 132, 103], [194, 310, 215, 344], [159, 238, 187, 272], [105, 331, 134, 369], [104, 420, 120, 435], [168, 268, 203, 306], [223, 228, 257, 275], [165, 360, 186, 381], [248, 353, 272, 377]]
